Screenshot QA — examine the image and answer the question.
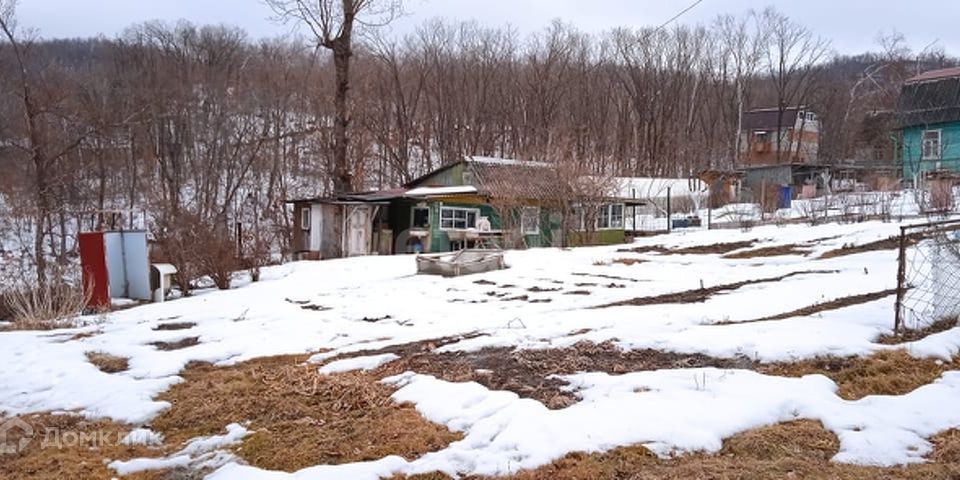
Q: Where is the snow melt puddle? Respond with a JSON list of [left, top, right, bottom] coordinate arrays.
[[110, 423, 249, 475], [207, 368, 960, 479]]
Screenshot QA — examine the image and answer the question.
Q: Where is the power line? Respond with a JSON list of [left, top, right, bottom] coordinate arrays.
[[654, 0, 706, 33]]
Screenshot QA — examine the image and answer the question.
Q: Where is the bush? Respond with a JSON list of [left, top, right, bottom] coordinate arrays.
[[153, 212, 239, 295]]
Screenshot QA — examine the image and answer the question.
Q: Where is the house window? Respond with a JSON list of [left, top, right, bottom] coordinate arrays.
[[597, 204, 623, 230], [412, 207, 430, 228], [300, 207, 311, 230], [922, 129, 942, 160], [440, 206, 479, 230], [753, 131, 769, 143], [521, 206, 540, 235]]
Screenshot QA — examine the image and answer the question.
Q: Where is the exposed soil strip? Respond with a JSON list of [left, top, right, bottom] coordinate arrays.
[[153, 322, 196, 331], [723, 244, 811, 259], [572, 272, 642, 283], [618, 240, 756, 256], [375, 341, 753, 409], [598, 270, 837, 308], [818, 234, 921, 259], [150, 337, 200, 351], [715, 289, 897, 324]]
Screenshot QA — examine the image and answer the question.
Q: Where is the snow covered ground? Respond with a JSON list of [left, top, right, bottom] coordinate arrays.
[[2, 218, 960, 478]]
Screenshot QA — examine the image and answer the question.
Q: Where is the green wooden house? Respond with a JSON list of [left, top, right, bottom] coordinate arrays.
[[288, 157, 639, 259], [387, 157, 636, 254], [897, 67, 960, 183]]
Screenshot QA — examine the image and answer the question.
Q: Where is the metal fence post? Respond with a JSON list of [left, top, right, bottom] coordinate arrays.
[[894, 225, 908, 334]]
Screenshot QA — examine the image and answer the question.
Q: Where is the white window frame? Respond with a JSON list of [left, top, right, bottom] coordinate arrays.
[[597, 203, 624, 230], [439, 206, 480, 230], [300, 207, 311, 230], [922, 129, 942, 161], [521, 206, 540, 235], [411, 206, 430, 229]]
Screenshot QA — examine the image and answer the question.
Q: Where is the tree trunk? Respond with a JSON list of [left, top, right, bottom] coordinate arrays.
[[331, 40, 353, 194]]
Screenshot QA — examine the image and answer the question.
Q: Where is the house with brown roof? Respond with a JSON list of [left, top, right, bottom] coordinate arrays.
[[288, 156, 641, 259], [739, 106, 820, 166]]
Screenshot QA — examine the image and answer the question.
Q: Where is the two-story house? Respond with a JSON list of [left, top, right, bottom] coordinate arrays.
[[739, 106, 820, 166], [897, 67, 960, 184]]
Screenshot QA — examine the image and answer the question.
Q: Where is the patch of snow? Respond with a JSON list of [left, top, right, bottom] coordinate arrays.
[[2, 217, 959, 475], [110, 423, 249, 475], [405, 186, 478, 197], [317, 353, 399, 375], [121, 428, 164, 446]]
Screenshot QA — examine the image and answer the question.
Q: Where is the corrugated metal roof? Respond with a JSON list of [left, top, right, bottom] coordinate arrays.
[[905, 67, 960, 84], [897, 75, 960, 129]]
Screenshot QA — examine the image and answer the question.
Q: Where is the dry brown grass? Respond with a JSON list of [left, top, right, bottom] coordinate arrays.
[[0, 413, 165, 480], [151, 354, 460, 472], [877, 316, 959, 344], [394, 421, 960, 480], [611, 258, 646, 266], [84, 351, 130, 374], [930, 429, 960, 464], [759, 349, 956, 400]]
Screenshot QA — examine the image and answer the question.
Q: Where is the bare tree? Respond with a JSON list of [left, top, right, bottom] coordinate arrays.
[[760, 8, 831, 163], [267, 0, 402, 194], [0, 0, 96, 287]]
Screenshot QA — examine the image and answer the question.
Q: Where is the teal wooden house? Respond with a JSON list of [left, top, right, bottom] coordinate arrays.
[[897, 67, 960, 183]]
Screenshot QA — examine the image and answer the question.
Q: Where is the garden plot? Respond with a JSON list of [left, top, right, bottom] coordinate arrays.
[[2, 219, 960, 479]]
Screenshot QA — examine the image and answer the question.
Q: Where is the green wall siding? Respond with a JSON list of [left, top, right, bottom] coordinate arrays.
[[902, 123, 960, 180], [415, 163, 466, 187], [428, 202, 500, 252]]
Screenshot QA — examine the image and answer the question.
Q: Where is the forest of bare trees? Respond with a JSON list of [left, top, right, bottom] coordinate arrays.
[[0, 0, 956, 290]]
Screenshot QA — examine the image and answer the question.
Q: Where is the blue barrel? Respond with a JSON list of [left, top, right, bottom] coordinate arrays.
[[779, 185, 792, 209]]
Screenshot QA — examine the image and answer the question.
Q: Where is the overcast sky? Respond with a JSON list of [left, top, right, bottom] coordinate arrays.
[[15, 0, 960, 55]]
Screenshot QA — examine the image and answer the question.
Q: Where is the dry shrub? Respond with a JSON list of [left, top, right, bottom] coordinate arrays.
[[0, 413, 167, 480], [760, 349, 955, 400], [85, 351, 130, 374], [151, 354, 460, 472], [153, 212, 238, 295], [2, 283, 88, 330]]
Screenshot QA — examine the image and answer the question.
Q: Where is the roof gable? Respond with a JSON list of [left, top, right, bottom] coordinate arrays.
[[897, 75, 960, 129]]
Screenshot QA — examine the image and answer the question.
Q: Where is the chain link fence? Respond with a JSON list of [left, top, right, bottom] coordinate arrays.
[[895, 219, 960, 332]]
